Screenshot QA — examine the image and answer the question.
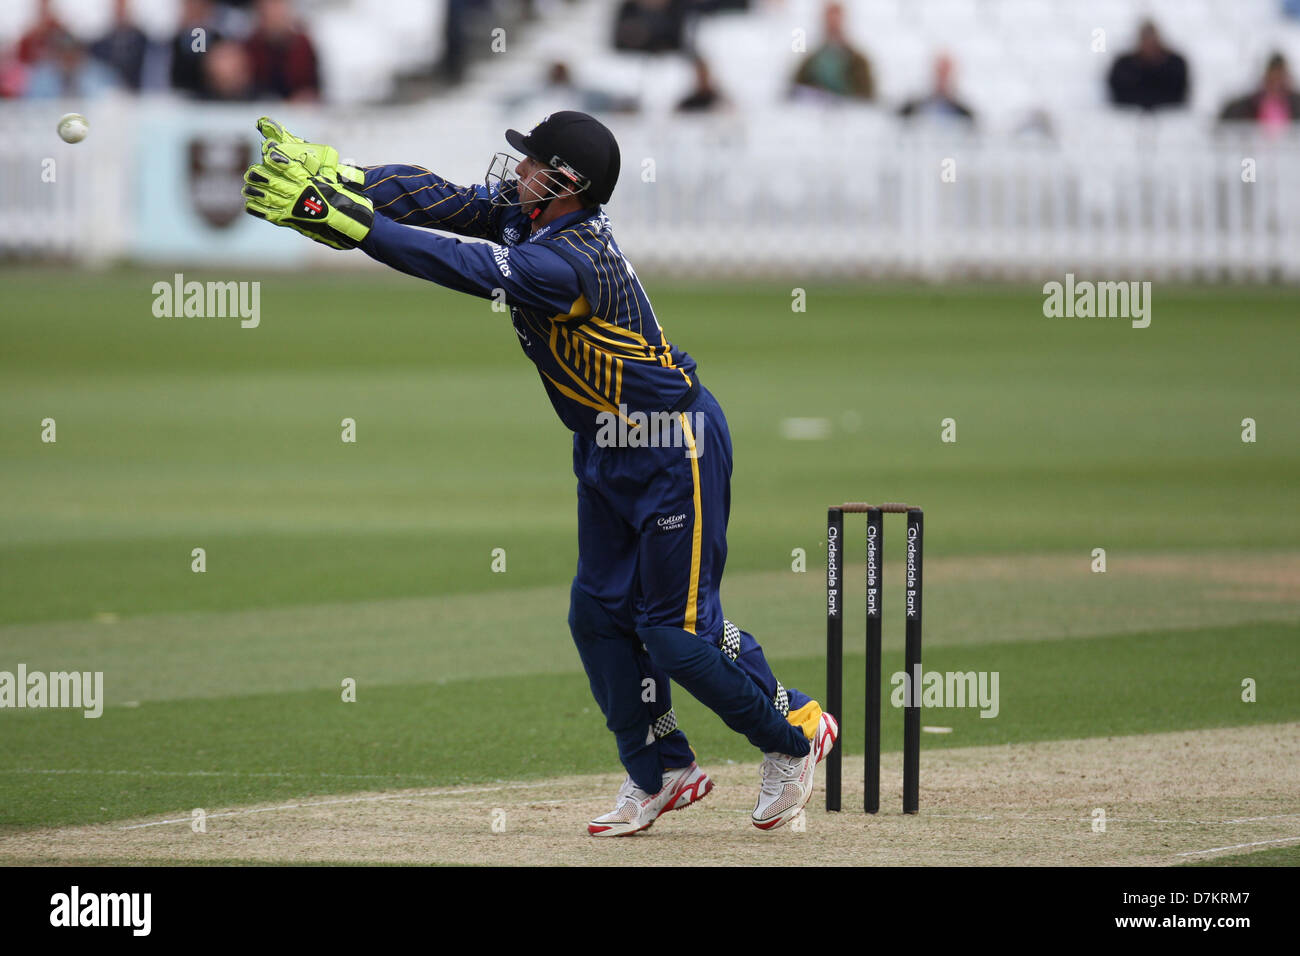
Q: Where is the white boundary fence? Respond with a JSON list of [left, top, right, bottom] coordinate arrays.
[[2, 99, 1298, 281]]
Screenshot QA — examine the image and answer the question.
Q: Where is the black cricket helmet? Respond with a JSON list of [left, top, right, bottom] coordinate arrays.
[[486, 111, 621, 211]]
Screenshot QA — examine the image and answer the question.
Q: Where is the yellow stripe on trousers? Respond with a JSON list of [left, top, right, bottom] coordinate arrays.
[[679, 412, 703, 635]]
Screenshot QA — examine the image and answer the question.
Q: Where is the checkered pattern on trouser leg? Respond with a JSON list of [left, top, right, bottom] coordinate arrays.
[[719, 619, 742, 661], [773, 681, 789, 717], [651, 707, 678, 740]]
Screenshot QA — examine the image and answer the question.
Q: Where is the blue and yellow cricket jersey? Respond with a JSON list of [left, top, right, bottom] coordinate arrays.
[[359, 166, 698, 437], [358, 163, 821, 771]]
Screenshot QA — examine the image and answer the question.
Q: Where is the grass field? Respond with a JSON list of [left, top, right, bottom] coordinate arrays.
[[1, 268, 1297, 864]]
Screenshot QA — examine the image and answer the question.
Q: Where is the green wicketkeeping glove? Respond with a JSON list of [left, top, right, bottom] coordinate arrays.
[[242, 144, 374, 250], [256, 116, 364, 186]]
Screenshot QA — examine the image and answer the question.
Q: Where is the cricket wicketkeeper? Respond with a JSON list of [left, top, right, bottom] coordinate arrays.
[[242, 111, 837, 834]]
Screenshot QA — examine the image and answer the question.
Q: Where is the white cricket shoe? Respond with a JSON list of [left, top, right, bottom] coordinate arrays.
[[751, 712, 838, 831], [588, 762, 714, 837]]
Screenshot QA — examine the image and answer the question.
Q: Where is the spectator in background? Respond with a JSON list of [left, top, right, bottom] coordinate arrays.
[[1107, 20, 1188, 111], [17, 0, 68, 66], [898, 53, 973, 121], [245, 0, 321, 101], [440, 0, 491, 85], [613, 0, 687, 54], [200, 39, 255, 101], [0, 46, 25, 98], [676, 55, 728, 112], [691, 0, 749, 10], [1220, 53, 1300, 132], [541, 59, 582, 103], [91, 0, 150, 91], [24, 27, 119, 98], [171, 0, 224, 97], [506, 60, 640, 114], [790, 2, 874, 102]]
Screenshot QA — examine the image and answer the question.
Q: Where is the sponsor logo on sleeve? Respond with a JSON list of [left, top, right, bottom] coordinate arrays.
[[492, 245, 512, 277]]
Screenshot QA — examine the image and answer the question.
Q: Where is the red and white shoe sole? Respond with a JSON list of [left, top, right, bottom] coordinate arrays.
[[752, 783, 815, 832], [588, 819, 653, 837], [753, 718, 836, 831], [588, 767, 715, 837]]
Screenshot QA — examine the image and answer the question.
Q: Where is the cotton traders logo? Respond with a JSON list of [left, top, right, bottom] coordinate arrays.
[[502, 226, 521, 245], [657, 513, 687, 532]]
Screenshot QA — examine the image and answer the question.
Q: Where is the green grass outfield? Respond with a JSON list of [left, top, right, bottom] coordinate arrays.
[[2, 269, 1297, 834], [1183, 844, 1300, 867]]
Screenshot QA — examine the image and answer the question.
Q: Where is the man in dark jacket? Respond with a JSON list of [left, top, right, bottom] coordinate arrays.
[[1108, 20, 1188, 111]]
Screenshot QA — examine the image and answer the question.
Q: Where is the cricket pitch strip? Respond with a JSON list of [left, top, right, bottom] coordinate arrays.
[[3, 723, 1296, 866]]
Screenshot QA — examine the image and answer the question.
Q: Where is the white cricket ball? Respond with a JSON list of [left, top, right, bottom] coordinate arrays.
[[57, 112, 89, 144]]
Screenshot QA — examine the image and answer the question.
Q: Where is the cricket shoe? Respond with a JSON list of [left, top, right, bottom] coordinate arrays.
[[751, 712, 838, 831], [814, 711, 839, 764], [588, 763, 714, 837]]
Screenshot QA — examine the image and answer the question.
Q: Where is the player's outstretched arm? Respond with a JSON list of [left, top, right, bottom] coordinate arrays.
[[361, 166, 501, 240], [360, 214, 587, 317], [250, 118, 500, 240]]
